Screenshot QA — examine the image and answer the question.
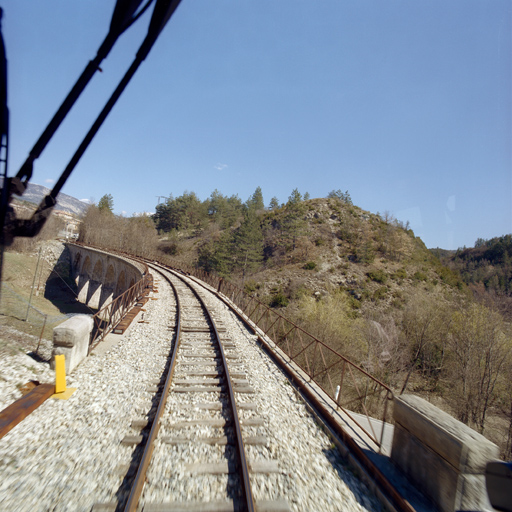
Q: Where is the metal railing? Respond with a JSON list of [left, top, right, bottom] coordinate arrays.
[[89, 272, 152, 351], [169, 261, 394, 450]]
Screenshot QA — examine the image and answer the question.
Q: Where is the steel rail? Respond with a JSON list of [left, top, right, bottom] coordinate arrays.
[[124, 253, 393, 447], [166, 265, 256, 512], [175, 259, 394, 398], [119, 260, 255, 512], [123, 263, 182, 512]]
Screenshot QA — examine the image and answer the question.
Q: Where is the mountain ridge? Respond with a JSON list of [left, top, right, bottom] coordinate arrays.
[[13, 183, 89, 217]]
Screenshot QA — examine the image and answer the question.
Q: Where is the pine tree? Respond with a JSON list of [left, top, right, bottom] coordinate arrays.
[[98, 194, 114, 214], [282, 189, 307, 250], [247, 186, 264, 212], [232, 211, 264, 280], [288, 188, 302, 205], [269, 197, 279, 210]]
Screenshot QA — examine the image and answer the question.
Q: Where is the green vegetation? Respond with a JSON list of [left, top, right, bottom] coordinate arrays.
[[97, 193, 114, 214], [392, 268, 407, 280], [413, 270, 428, 282], [269, 291, 289, 308]]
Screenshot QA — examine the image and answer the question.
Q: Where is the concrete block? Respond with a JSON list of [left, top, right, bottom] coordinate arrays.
[[394, 395, 499, 473], [460, 473, 494, 511], [391, 395, 499, 512], [51, 315, 94, 373], [392, 421, 459, 511]]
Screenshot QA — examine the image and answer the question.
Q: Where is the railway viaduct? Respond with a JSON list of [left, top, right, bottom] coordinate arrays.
[[66, 244, 146, 311]]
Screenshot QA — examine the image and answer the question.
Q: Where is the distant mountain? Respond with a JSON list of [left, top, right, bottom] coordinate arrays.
[[13, 183, 89, 217]]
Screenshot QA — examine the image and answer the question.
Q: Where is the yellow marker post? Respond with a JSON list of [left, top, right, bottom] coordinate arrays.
[[51, 355, 76, 400], [54, 354, 66, 393]]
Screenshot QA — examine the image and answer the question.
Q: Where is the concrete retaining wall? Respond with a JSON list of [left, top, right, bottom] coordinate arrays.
[[391, 394, 499, 512]]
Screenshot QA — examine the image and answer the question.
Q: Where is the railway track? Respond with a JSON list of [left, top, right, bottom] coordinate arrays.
[[110, 263, 291, 512], [0, 253, 382, 512]]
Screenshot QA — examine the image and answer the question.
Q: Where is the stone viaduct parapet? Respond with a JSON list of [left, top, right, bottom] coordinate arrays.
[[66, 244, 145, 311]]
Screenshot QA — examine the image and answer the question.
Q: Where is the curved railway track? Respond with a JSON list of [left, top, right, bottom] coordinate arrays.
[[0, 252, 383, 512], [116, 263, 290, 512]]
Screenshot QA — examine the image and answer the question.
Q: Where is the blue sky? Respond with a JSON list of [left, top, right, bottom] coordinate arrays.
[[3, 0, 511, 249]]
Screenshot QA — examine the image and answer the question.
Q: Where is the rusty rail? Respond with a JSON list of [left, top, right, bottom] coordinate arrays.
[[170, 260, 394, 450], [124, 263, 255, 512], [185, 270, 256, 512], [0, 384, 55, 440], [123, 266, 181, 512], [84, 244, 393, 448]]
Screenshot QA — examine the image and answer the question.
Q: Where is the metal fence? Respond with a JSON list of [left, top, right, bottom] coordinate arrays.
[[89, 268, 152, 351], [0, 282, 69, 353], [64, 242, 152, 350]]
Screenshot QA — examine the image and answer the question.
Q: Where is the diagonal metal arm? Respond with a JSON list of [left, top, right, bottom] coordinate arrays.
[[13, 0, 151, 191], [4, 0, 183, 243]]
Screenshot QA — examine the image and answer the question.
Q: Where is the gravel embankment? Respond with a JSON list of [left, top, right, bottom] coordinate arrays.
[[0, 268, 381, 512]]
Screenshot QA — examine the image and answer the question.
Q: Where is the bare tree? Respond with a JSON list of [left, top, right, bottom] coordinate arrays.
[[447, 301, 512, 433], [399, 290, 450, 394], [360, 312, 408, 389]]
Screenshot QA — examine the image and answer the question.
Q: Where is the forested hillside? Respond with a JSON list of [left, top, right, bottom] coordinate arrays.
[[439, 235, 512, 296]]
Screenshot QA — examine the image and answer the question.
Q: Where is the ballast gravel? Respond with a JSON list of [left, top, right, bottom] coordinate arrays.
[[0, 268, 381, 512]]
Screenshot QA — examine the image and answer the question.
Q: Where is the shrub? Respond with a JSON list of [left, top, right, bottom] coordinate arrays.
[[354, 247, 375, 264], [437, 265, 462, 288], [413, 271, 428, 282], [393, 268, 407, 280], [367, 269, 388, 284], [303, 261, 317, 270], [372, 287, 387, 301], [244, 280, 260, 295], [269, 292, 289, 308]]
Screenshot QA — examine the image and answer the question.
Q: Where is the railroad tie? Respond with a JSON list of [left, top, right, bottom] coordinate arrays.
[[162, 435, 267, 446], [185, 460, 280, 474], [142, 499, 291, 512], [121, 435, 143, 446], [171, 418, 228, 428], [178, 402, 222, 410]]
